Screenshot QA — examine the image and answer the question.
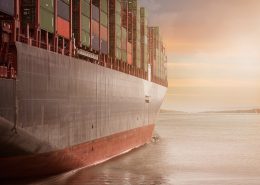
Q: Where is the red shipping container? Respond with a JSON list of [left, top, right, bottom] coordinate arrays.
[[100, 25, 108, 41], [92, 20, 99, 37], [127, 53, 133, 65], [57, 17, 70, 39]]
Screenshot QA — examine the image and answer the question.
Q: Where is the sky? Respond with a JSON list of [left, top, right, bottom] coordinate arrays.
[[140, 0, 260, 112]]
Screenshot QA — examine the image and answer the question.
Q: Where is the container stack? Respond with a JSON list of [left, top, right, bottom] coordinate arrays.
[[148, 26, 167, 82], [148, 26, 160, 79], [100, 0, 109, 54], [22, 0, 54, 34], [73, 0, 90, 47], [20, 0, 167, 82], [161, 45, 167, 81], [122, 0, 133, 65], [140, 7, 148, 72], [128, 0, 141, 68], [109, 0, 122, 60], [91, 0, 100, 51], [121, 1, 127, 63], [57, 0, 71, 39]]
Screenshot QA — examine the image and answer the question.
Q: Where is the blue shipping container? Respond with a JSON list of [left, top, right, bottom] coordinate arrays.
[[92, 35, 100, 51], [101, 40, 108, 54], [0, 0, 14, 16], [92, 5, 99, 22]]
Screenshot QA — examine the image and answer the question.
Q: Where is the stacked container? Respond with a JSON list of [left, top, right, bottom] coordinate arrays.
[[73, 0, 90, 47], [73, 0, 108, 53], [57, 0, 71, 39], [148, 26, 167, 81], [22, 0, 54, 34], [100, 0, 108, 54], [140, 7, 148, 72], [91, 1, 100, 51], [122, 0, 133, 65], [128, 0, 141, 68], [121, 27, 127, 62], [148, 26, 159, 78], [40, 0, 55, 34], [109, 0, 122, 60]]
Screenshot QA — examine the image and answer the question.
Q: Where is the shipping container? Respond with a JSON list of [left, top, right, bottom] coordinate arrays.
[[0, 0, 14, 16], [40, 8, 54, 33], [127, 53, 133, 65], [57, 17, 70, 38], [81, 15, 90, 33], [101, 0, 108, 13], [73, 0, 91, 47], [122, 51, 127, 62], [81, 0, 90, 17], [22, 0, 54, 33], [92, 5, 99, 22], [81, 30, 90, 46], [121, 28, 127, 50], [100, 25, 108, 41], [128, 0, 141, 68], [92, 35, 100, 51], [57, 0, 71, 38], [91, 19, 99, 36], [40, 0, 54, 12], [109, 0, 122, 60], [127, 42, 132, 54], [101, 40, 108, 54], [140, 7, 148, 72], [100, 11, 108, 27], [58, 0, 70, 21]]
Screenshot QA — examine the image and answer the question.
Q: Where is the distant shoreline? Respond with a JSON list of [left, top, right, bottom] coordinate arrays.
[[160, 109, 260, 114]]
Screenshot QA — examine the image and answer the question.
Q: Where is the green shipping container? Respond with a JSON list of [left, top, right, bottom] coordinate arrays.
[[122, 51, 127, 62], [122, 28, 127, 40], [81, 0, 90, 17], [81, 15, 90, 33], [116, 25, 121, 38], [101, 0, 108, 13], [116, 0, 121, 13], [81, 30, 90, 47], [115, 13, 121, 26], [116, 36, 121, 48], [40, 0, 54, 12], [116, 48, 121, 59], [40, 7, 54, 33], [101, 11, 108, 27]]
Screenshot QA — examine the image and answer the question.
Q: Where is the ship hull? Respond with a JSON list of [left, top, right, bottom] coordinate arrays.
[[0, 124, 154, 178], [0, 42, 167, 178]]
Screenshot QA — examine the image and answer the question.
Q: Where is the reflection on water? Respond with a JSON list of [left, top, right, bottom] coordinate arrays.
[[4, 113, 260, 185]]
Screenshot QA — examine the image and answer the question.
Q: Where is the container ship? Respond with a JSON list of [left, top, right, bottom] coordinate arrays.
[[0, 0, 168, 178]]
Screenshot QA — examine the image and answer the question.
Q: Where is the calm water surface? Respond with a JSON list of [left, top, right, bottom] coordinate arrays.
[[6, 113, 260, 185]]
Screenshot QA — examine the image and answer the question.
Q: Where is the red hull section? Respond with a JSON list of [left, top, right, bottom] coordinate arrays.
[[0, 124, 154, 179]]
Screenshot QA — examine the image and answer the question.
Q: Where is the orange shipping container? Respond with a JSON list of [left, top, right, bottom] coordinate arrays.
[[127, 42, 132, 54], [100, 25, 108, 41], [92, 20, 99, 36], [57, 17, 70, 39], [127, 53, 133, 65]]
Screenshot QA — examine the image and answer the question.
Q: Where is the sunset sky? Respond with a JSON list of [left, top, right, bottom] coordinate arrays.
[[140, 0, 260, 112]]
